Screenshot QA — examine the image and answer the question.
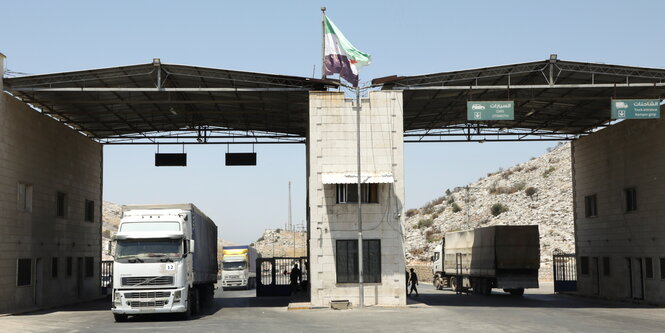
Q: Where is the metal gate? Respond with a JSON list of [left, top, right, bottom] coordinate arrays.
[[553, 251, 577, 293], [256, 257, 308, 297], [101, 260, 113, 294]]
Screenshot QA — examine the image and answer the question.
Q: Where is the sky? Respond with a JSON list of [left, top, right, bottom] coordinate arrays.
[[2, 1, 664, 244]]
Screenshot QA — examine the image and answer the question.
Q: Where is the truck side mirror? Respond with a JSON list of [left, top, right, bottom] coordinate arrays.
[[189, 240, 195, 254], [106, 241, 114, 257]]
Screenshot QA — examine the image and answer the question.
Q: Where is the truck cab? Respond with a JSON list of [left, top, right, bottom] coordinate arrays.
[[111, 206, 215, 321], [221, 246, 257, 290]]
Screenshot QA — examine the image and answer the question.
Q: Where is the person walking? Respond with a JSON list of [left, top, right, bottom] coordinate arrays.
[[290, 263, 302, 294], [409, 268, 419, 297]]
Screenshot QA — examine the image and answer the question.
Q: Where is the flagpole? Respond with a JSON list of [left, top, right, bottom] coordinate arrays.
[[356, 85, 363, 308], [321, 7, 326, 79]]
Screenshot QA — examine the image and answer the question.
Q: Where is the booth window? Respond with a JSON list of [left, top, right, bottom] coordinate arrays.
[[84, 200, 95, 222], [52, 257, 58, 278], [336, 184, 379, 204], [85, 257, 94, 277], [56, 192, 67, 217], [580, 256, 589, 275], [625, 188, 637, 212], [66, 257, 73, 277], [336, 239, 381, 283], [645, 258, 653, 279], [17, 182, 33, 212], [17, 258, 32, 286], [584, 194, 597, 217]]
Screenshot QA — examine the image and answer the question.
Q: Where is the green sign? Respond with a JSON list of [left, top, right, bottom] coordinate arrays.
[[467, 101, 514, 121], [611, 99, 661, 119]]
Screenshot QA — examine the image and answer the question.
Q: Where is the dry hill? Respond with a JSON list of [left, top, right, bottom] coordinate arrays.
[[404, 143, 574, 281]]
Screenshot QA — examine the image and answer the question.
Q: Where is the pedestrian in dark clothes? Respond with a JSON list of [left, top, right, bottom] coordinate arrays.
[[409, 268, 419, 297], [290, 264, 302, 294]]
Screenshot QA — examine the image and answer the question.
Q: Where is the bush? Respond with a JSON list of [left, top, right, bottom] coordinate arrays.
[[425, 230, 443, 243], [489, 182, 525, 195], [445, 189, 452, 196], [422, 205, 435, 215], [405, 208, 419, 218], [490, 203, 509, 216], [447, 197, 455, 204], [275, 228, 282, 233], [102, 229, 112, 239], [409, 248, 425, 256], [542, 166, 556, 178], [525, 187, 537, 197], [417, 218, 434, 229], [431, 213, 439, 220], [257, 236, 265, 242], [451, 203, 462, 213]]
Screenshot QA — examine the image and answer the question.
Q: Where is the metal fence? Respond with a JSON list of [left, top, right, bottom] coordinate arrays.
[[101, 260, 113, 288], [553, 251, 577, 293], [257, 257, 308, 297]]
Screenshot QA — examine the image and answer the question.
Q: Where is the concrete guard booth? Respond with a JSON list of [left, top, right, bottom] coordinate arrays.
[[4, 54, 665, 312]]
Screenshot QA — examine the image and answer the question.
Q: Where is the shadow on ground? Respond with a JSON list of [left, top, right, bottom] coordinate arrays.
[[408, 285, 660, 309]]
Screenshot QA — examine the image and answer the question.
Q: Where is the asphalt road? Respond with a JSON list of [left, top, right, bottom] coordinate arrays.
[[1, 283, 664, 332]]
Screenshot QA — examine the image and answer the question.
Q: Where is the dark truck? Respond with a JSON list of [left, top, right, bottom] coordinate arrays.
[[431, 225, 540, 296]]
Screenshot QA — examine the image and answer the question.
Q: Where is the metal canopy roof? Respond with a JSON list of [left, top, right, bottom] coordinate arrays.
[[4, 60, 339, 144], [372, 57, 665, 142], [4, 57, 665, 144]]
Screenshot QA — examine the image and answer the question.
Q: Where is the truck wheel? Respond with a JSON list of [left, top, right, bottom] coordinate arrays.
[[192, 288, 200, 315], [450, 277, 458, 292], [178, 289, 195, 320], [482, 279, 492, 296], [113, 314, 128, 322], [433, 277, 441, 290], [509, 288, 524, 296]]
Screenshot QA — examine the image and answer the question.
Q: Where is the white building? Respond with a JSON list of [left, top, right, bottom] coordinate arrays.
[[572, 118, 665, 304], [307, 91, 407, 307], [0, 54, 103, 313]]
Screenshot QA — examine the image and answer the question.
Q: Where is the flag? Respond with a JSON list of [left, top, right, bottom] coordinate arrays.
[[323, 16, 371, 87]]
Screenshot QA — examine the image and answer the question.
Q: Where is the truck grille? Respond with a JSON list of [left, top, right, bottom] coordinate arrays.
[[121, 276, 174, 286], [129, 300, 167, 308], [125, 291, 171, 299]]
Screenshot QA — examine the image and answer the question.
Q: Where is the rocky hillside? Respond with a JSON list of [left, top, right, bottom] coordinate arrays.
[[253, 229, 307, 258], [404, 143, 574, 281]]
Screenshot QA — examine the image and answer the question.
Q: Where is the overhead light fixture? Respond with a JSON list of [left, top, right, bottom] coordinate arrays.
[[526, 109, 536, 117], [169, 107, 177, 116], [549, 54, 558, 62], [153, 58, 161, 66]]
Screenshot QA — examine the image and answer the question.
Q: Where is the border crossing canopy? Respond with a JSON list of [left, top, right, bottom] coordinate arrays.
[[4, 60, 338, 144], [372, 56, 665, 142], [5, 56, 665, 144]]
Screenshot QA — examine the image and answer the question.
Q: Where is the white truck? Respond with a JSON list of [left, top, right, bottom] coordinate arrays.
[[221, 245, 257, 290], [111, 204, 218, 321], [431, 225, 540, 296]]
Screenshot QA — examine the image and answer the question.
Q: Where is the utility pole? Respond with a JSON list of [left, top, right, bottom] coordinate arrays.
[[466, 186, 470, 226], [288, 181, 292, 232], [355, 86, 364, 308]]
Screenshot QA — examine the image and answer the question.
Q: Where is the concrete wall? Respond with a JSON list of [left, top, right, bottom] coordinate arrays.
[[0, 55, 103, 313], [308, 91, 406, 307], [572, 118, 665, 304]]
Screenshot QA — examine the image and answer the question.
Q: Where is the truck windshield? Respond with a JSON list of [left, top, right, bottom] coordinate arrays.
[[116, 238, 182, 260], [223, 262, 247, 270]]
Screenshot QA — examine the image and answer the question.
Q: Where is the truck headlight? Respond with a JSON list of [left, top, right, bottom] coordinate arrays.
[[174, 290, 182, 303], [114, 292, 122, 305]]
